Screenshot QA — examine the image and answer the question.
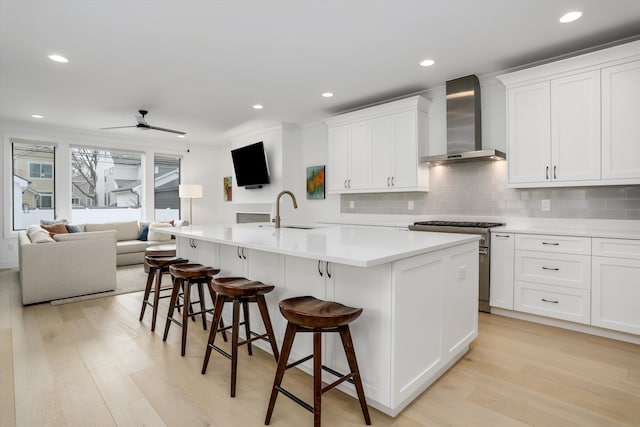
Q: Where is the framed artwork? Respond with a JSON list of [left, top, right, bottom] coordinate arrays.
[[306, 165, 325, 199], [223, 176, 232, 201]]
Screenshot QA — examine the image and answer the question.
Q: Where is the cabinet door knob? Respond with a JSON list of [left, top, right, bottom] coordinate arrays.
[[242, 247, 247, 259], [546, 166, 549, 180], [348, 179, 351, 188], [237, 247, 242, 259], [391, 176, 394, 186], [344, 179, 347, 188], [318, 260, 323, 277], [326, 262, 332, 278], [553, 165, 557, 180]]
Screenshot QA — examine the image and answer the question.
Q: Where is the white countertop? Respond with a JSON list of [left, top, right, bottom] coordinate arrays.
[[157, 223, 480, 267]]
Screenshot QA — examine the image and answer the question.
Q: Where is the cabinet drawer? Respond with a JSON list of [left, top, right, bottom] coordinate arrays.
[[592, 238, 640, 260], [515, 234, 591, 255], [515, 250, 590, 289], [515, 281, 590, 324]]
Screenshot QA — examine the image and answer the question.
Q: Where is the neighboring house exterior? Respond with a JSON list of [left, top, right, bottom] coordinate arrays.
[[12, 150, 54, 210]]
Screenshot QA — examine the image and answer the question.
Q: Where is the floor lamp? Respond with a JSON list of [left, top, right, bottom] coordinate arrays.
[[178, 184, 203, 225]]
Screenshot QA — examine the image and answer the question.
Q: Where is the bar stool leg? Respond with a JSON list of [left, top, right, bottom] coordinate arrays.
[[339, 325, 371, 425], [139, 266, 156, 321], [163, 276, 181, 342], [242, 299, 252, 356], [202, 293, 226, 374], [197, 281, 208, 330], [265, 321, 298, 425], [205, 281, 228, 342], [150, 266, 163, 331], [180, 279, 192, 356], [256, 295, 280, 360], [231, 298, 241, 397], [313, 330, 322, 427]]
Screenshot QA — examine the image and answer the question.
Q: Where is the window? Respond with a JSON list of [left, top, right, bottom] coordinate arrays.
[[71, 147, 142, 223], [29, 162, 53, 179], [12, 140, 56, 230], [154, 155, 181, 221]]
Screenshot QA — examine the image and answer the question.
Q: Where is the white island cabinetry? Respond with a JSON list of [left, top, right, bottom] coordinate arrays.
[[168, 224, 479, 417]]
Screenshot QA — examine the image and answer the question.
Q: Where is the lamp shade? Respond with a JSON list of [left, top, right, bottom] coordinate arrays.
[[179, 184, 203, 198]]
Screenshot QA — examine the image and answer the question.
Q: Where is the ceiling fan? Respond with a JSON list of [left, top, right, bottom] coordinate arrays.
[[101, 109, 186, 136]]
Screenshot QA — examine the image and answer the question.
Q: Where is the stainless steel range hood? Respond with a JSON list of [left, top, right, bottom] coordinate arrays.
[[421, 74, 505, 165]]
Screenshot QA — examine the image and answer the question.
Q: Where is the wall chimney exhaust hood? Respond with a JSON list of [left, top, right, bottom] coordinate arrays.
[[421, 74, 505, 165]]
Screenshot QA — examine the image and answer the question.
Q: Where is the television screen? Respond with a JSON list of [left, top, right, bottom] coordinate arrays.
[[231, 141, 270, 188]]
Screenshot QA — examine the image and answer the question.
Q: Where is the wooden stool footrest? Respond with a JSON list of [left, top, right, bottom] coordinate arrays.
[[274, 386, 314, 413]]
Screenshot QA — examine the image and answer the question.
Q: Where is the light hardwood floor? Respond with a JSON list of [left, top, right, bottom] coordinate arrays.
[[1, 267, 639, 426]]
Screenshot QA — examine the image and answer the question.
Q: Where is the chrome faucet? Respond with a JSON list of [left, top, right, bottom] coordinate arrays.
[[274, 190, 298, 228]]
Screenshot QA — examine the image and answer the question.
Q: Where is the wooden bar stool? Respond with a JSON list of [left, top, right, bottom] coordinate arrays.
[[163, 263, 223, 356], [143, 244, 177, 273], [265, 296, 371, 427], [139, 254, 187, 331], [201, 277, 280, 397]]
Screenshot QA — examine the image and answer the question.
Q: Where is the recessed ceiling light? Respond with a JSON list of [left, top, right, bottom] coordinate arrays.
[[322, 92, 334, 98], [253, 104, 263, 110], [177, 134, 186, 138], [420, 59, 435, 67], [31, 114, 44, 119], [559, 11, 582, 23], [48, 54, 68, 63]]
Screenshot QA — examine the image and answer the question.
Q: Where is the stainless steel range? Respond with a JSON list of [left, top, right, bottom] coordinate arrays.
[[408, 220, 505, 313]]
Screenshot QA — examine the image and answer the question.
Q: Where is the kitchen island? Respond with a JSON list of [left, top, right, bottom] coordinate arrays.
[[157, 223, 480, 416]]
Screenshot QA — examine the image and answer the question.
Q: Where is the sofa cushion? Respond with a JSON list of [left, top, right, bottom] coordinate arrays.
[[85, 220, 139, 241], [148, 222, 173, 241], [41, 223, 69, 237], [116, 240, 151, 255], [26, 224, 55, 243], [54, 230, 116, 242]]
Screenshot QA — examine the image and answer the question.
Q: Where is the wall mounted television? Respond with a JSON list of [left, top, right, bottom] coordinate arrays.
[[231, 141, 270, 189]]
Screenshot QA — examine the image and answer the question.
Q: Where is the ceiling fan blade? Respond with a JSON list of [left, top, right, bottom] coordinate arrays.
[[147, 125, 186, 135], [100, 125, 137, 130]]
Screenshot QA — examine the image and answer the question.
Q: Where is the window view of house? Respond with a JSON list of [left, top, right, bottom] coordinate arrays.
[[154, 155, 181, 221], [71, 147, 143, 223], [12, 140, 56, 230]]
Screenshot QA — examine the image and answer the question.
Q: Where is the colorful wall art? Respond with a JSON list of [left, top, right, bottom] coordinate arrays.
[[223, 176, 232, 201], [306, 165, 325, 199]]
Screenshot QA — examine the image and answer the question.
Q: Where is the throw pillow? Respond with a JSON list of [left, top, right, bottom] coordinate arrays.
[[41, 223, 69, 237], [65, 224, 82, 233], [40, 219, 69, 225], [147, 222, 172, 241], [138, 225, 149, 241], [26, 225, 55, 243]]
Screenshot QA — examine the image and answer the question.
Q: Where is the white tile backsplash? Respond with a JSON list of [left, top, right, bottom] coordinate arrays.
[[341, 161, 640, 220]]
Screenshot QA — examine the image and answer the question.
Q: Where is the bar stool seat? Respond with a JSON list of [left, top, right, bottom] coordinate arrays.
[[139, 255, 188, 331], [265, 296, 371, 427], [201, 277, 280, 397], [143, 244, 177, 273], [163, 263, 222, 356]]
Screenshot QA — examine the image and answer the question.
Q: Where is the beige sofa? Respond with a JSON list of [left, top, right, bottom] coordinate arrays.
[[18, 229, 118, 305]]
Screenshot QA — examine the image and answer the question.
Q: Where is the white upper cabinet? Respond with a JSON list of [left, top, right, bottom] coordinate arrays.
[[325, 96, 430, 194], [602, 60, 640, 180], [498, 39, 640, 188], [550, 71, 601, 181]]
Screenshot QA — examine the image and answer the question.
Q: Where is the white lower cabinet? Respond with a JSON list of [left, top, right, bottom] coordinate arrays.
[[490, 232, 514, 309], [592, 238, 640, 335], [513, 234, 591, 325]]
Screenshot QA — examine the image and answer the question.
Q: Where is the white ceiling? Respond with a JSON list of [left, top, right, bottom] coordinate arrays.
[[1, 0, 639, 146]]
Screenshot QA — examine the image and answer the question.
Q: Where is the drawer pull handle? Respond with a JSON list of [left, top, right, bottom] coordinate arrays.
[[495, 234, 510, 238], [542, 266, 559, 271], [542, 242, 559, 246], [541, 298, 559, 304]]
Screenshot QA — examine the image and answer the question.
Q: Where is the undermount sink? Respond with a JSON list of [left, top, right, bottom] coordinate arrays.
[[257, 224, 318, 230]]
